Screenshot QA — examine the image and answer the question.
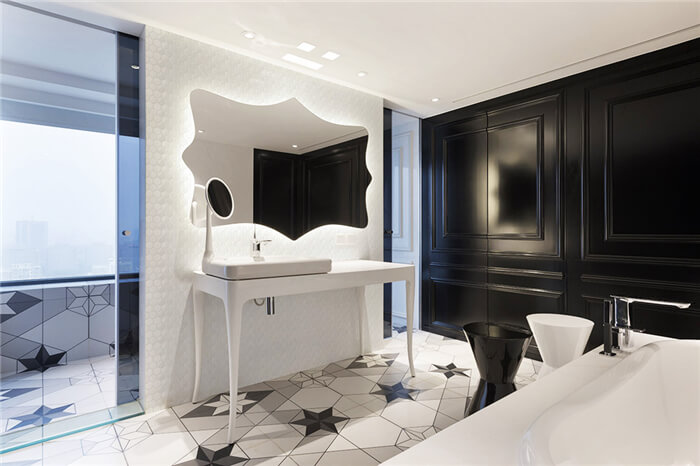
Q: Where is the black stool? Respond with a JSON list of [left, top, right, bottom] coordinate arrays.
[[463, 322, 532, 416]]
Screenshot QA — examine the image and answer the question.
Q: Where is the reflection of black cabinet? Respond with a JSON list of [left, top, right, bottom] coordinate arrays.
[[304, 138, 369, 232], [423, 38, 700, 357], [253, 150, 302, 239], [254, 136, 368, 239]]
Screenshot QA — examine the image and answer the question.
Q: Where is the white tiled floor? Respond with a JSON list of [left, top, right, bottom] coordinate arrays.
[[1, 330, 540, 465], [0, 356, 116, 434]]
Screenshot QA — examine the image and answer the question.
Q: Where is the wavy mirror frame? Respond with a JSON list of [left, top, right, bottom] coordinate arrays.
[[183, 89, 371, 239]]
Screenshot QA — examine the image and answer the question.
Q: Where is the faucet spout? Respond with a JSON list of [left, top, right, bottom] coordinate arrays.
[[610, 296, 691, 309], [601, 296, 692, 356]]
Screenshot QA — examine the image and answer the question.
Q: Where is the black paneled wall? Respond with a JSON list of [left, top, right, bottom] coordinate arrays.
[[254, 136, 369, 240], [422, 39, 700, 356]]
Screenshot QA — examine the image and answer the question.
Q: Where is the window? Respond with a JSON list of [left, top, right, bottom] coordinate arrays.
[[0, 4, 117, 282], [0, 121, 116, 280]]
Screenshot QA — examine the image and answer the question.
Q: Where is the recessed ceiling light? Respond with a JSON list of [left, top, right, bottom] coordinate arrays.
[[242, 31, 256, 40], [321, 51, 340, 61], [292, 144, 298, 148], [297, 42, 316, 52], [130, 64, 140, 70], [431, 97, 440, 102], [197, 129, 205, 134], [282, 53, 323, 71], [357, 71, 367, 77]]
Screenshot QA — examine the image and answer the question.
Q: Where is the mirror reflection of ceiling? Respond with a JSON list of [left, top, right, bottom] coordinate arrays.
[[190, 89, 366, 155]]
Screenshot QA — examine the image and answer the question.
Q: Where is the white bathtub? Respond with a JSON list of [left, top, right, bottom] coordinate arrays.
[[520, 339, 700, 465]]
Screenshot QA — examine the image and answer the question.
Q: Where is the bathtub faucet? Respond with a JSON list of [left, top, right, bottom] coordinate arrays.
[[601, 296, 691, 356]]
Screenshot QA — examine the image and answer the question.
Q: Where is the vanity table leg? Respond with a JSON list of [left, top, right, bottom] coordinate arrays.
[[356, 287, 369, 354], [224, 298, 244, 445], [405, 278, 416, 377], [192, 286, 204, 403]]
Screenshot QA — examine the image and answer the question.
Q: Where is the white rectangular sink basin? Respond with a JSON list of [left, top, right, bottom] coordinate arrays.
[[519, 339, 700, 465], [203, 256, 331, 280]]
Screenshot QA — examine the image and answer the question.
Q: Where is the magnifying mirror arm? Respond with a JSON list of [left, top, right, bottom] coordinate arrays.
[[203, 205, 214, 267]]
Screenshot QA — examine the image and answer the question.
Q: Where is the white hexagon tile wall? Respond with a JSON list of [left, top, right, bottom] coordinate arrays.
[[141, 26, 384, 412]]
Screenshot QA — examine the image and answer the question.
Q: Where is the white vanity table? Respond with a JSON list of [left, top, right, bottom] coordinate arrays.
[[185, 91, 413, 444], [192, 259, 416, 444]]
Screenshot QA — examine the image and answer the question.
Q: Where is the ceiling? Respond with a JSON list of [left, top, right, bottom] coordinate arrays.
[[27, 1, 700, 117]]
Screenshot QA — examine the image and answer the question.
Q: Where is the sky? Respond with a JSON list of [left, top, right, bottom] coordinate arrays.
[[0, 120, 116, 280]]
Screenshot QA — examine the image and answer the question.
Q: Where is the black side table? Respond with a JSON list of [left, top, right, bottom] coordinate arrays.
[[462, 322, 532, 416]]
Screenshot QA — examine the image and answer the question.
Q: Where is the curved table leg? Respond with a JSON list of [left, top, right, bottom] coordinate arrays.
[[356, 287, 368, 354], [192, 286, 204, 403], [406, 278, 416, 377], [225, 297, 244, 445]]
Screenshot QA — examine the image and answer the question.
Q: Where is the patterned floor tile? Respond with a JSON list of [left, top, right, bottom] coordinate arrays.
[[339, 416, 402, 449], [347, 353, 398, 369], [0, 355, 116, 434], [4, 330, 540, 465], [430, 363, 471, 379], [381, 399, 437, 427], [370, 382, 419, 403], [395, 425, 438, 450], [235, 423, 304, 458], [289, 408, 348, 436], [437, 397, 468, 421], [327, 376, 376, 395], [173, 443, 248, 466], [122, 431, 198, 466], [288, 387, 340, 409], [333, 393, 386, 419], [316, 448, 379, 465]]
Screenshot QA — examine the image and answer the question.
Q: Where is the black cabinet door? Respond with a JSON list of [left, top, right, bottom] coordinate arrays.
[[423, 96, 565, 346], [567, 57, 700, 349], [423, 115, 488, 337], [304, 137, 368, 232], [487, 95, 562, 256], [422, 38, 700, 355], [485, 95, 565, 355]]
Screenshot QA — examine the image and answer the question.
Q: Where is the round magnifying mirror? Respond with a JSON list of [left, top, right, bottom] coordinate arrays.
[[205, 178, 234, 219]]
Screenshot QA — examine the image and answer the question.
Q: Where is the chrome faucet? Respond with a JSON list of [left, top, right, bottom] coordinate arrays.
[[601, 296, 691, 356], [250, 238, 271, 259], [250, 224, 271, 260]]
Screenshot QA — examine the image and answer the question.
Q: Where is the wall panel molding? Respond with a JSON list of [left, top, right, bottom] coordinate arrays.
[[423, 38, 700, 350]]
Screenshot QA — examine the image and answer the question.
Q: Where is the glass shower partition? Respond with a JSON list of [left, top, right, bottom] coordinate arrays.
[[0, 4, 142, 453]]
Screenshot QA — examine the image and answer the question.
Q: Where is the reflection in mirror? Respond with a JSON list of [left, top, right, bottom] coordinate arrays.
[[206, 178, 234, 219], [183, 90, 371, 239]]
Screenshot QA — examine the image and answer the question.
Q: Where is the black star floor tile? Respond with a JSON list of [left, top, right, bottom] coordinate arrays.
[[370, 382, 420, 403], [430, 363, 471, 379], [175, 445, 248, 466], [0, 387, 40, 402], [290, 408, 348, 436], [18, 345, 66, 373], [8, 404, 75, 430]]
